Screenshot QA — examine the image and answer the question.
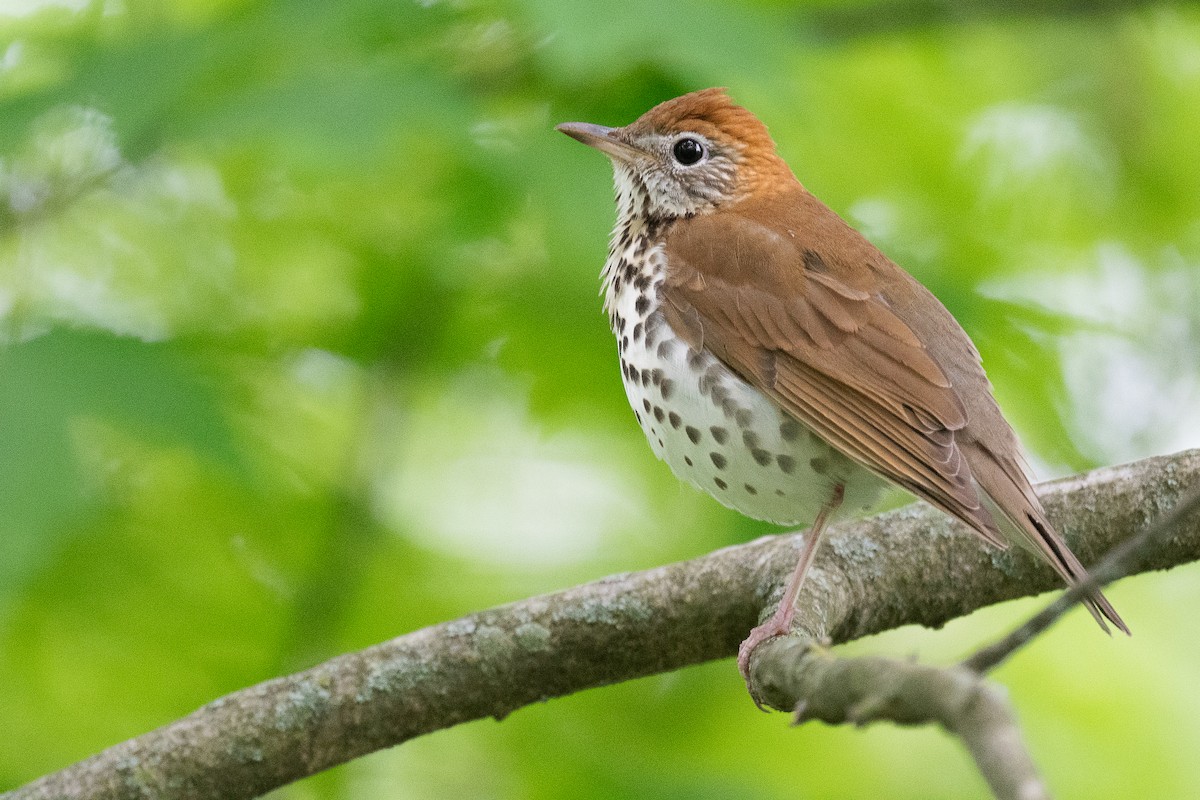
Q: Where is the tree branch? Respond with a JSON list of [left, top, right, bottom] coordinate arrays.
[[964, 483, 1200, 674], [752, 640, 1049, 800], [744, 457, 1200, 800], [7, 449, 1200, 800]]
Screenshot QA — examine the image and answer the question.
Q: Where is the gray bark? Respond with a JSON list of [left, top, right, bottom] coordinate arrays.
[[6, 449, 1199, 800]]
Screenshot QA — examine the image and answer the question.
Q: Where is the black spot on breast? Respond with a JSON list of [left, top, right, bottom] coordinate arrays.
[[635, 295, 651, 316], [620, 336, 628, 353], [633, 322, 643, 341], [668, 411, 681, 428], [684, 456, 693, 466], [653, 406, 665, 423], [643, 399, 651, 413], [651, 368, 663, 386], [634, 273, 651, 291], [777, 455, 796, 474], [742, 430, 760, 448], [710, 452, 727, 469], [744, 484, 757, 495], [734, 409, 753, 428], [687, 349, 705, 370], [656, 341, 673, 359], [685, 426, 702, 444], [780, 419, 802, 441], [640, 369, 651, 386], [709, 426, 729, 444], [660, 379, 675, 400], [803, 249, 829, 274], [714, 477, 728, 490], [751, 448, 772, 466], [810, 456, 829, 474]]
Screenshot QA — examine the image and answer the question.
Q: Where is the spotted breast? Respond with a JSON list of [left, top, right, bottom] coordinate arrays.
[[602, 174, 885, 525]]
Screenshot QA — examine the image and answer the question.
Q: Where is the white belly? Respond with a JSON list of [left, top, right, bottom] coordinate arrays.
[[605, 243, 884, 526]]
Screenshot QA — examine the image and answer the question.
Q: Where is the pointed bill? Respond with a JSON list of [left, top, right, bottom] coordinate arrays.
[[556, 122, 645, 163]]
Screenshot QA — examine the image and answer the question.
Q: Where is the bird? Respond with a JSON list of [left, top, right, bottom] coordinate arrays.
[[556, 88, 1127, 692]]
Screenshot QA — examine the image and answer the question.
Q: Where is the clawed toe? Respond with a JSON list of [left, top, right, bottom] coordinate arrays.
[[737, 617, 793, 710]]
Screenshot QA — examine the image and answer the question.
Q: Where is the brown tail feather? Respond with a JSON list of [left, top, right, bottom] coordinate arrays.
[[1024, 510, 1129, 635], [966, 440, 1128, 635]]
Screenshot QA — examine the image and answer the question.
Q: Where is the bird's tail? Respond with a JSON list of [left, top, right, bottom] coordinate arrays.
[[1013, 504, 1128, 635], [967, 440, 1128, 634]]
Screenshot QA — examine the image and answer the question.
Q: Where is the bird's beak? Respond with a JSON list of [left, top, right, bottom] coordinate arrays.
[[556, 122, 645, 163]]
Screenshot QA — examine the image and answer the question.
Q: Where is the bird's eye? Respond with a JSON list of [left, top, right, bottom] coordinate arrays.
[[672, 137, 705, 166]]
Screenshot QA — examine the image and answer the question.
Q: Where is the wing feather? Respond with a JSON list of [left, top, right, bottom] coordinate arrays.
[[663, 208, 1003, 544]]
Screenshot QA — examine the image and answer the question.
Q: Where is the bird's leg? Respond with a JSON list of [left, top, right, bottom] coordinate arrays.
[[738, 483, 845, 703]]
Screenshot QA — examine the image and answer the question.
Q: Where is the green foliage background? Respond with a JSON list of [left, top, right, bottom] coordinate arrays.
[[2, 0, 1199, 797]]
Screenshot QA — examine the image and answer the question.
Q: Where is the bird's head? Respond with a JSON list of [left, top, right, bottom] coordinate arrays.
[[557, 88, 793, 220]]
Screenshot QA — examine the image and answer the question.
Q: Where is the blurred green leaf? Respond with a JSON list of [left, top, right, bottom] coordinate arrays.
[[0, 327, 240, 596]]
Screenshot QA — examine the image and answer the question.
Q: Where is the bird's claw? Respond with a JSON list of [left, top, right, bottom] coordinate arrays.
[[737, 614, 794, 711]]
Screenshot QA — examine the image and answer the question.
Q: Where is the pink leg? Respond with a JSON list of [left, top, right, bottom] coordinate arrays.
[[738, 484, 845, 706]]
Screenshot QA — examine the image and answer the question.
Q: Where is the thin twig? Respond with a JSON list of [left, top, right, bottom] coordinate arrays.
[[751, 639, 1050, 800], [964, 485, 1200, 675]]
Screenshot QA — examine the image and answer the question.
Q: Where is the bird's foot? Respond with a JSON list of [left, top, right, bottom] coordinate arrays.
[[737, 606, 796, 711]]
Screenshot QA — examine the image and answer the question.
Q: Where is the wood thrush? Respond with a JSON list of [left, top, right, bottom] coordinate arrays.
[[556, 88, 1127, 690]]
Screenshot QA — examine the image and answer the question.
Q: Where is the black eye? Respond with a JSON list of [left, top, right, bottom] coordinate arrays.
[[672, 137, 705, 166]]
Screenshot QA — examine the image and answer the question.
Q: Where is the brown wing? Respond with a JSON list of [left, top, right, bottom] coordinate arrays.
[[662, 187, 1004, 546], [873, 264, 1128, 632]]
